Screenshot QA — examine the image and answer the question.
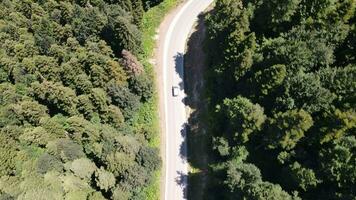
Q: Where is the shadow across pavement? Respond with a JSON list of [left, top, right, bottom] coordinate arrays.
[[174, 52, 185, 91], [175, 170, 188, 198], [183, 12, 215, 200], [170, 9, 215, 200]]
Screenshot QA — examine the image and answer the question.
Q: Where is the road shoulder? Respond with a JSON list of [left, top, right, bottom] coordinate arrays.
[[184, 9, 213, 200], [153, 2, 186, 199]]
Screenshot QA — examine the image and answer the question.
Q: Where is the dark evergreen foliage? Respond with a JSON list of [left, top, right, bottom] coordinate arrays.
[[205, 0, 356, 199]]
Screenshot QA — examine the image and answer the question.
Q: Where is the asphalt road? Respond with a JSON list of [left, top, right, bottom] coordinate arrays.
[[157, 0, 214, 199]]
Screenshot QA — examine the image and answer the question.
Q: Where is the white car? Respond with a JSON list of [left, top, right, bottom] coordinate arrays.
[[172, 86, 179, 97]]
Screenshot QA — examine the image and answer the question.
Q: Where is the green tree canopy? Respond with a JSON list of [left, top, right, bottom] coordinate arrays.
[[217, 96, 266, 143], [265, 109, 313, 150]]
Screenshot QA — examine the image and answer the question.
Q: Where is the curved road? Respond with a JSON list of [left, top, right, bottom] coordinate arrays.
[[156, 0, 214, 199]]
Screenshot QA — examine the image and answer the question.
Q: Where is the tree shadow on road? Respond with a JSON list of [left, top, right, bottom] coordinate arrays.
[[179, 123, 188, 163], [183, 12, 216, 200], [169, 7, 215, 200], [175, 170, 188, 198], [174, 53, 185, 91]]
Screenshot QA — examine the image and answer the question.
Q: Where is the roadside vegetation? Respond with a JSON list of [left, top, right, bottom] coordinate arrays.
[[141, 0, 181, 60], [140, 0, 180, 199], [0, 0, 167, 199], [204, 0, 356, 199]]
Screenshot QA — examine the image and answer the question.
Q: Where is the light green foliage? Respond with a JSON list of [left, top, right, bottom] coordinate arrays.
[[319, 65, 356, 105], [230, 146, 249, 163], [105, 151, 135, 177], [18, 100, 48, 125], [266, 109, 313, 150], [252, 64, 287, 96], [27, 55, 60, 81], [0, 83, 21, 106], [112, 186, 131, 200], [141, 0, 178, 59], [0, 134, 17, 176], [277, 151, 294, 164], [288, 162, 320, 191], [70, 158, 97, 179], [62, 174, 90, 193], [0, 104, 23, 127], [66, 116, 101, 144], [60, 60, 86, 89], [31, 81, 77, 115], [247, 181, 300, 200], [225, 162, 262, 191], [39, 116, 67, 139], [225, 159, 300, 200], [90, 88, 110, 115], [268, 0, 301, 23], [88, 191, 106, 200], [77, 95, 95, 120], [90, 65, 110, 89], [17, 175, 64, 200], [20, 127, 52, 147], [319, 109, 356, 144], [95, 167, 116, 192], [115, 135, 140, 158], [213, 137, 230, 156], [0, 0, 165, 199], [218, 96, 266, 143], [65, 190, 90, 200], [320, 136, 356, 187], [74, 74, 93, 95], [106, 105, 125, 128]]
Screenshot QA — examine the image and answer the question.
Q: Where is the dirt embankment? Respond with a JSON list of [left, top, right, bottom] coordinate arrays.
[[184, 11, 212, 200]]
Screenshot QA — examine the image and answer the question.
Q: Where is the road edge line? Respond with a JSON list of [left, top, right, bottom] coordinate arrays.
[[163, 0, 196, 199]]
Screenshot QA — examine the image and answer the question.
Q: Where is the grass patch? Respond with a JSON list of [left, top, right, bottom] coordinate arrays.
[[136, 0, 181, 199], [132, 94, 160, 147], [141, 171, 161, 200], [141, 0, 182, 60]]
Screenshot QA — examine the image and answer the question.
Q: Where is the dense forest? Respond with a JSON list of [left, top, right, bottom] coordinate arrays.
[[0, 0, 163, 199], [205, 0, 355, 199]]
